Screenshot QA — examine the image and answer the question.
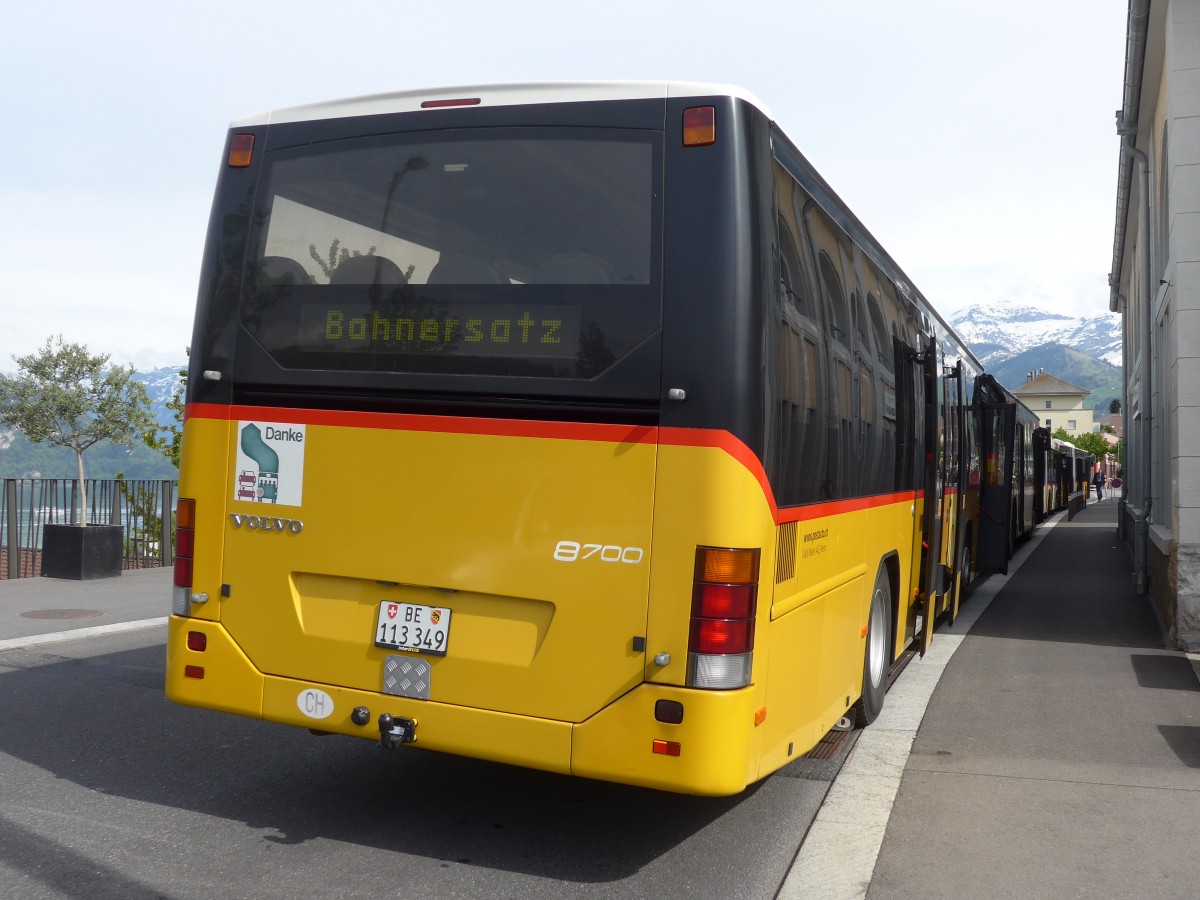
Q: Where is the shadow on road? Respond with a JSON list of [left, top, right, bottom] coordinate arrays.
[[0, 641, 756, 885]]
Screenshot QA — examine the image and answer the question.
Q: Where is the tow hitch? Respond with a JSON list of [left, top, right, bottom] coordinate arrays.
[[378, 713, 417, 749]]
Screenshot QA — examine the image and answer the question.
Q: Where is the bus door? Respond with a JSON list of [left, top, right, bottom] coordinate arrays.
[[1032, 427, 1050, 521], [977, 402, 1016, 575], [944, 360, 967, 626], [917, 339, 943, 656]]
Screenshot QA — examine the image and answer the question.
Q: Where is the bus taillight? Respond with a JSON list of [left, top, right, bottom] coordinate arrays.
[[687, 547, 759, 689], [172, 498, 196, 615]]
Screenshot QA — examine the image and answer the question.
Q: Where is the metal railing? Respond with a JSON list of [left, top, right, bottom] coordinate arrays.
[[1, 478, 177, 579]]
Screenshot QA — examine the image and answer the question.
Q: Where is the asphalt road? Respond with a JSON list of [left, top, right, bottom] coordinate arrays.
[[0, 625, 847, 900]]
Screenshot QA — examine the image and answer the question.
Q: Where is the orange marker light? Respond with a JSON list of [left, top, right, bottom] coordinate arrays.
[[652, 739, 682, 757], [682, 106, 716, 146], [697, 547, 759, 584], [754, 707, 768, 727], [228, 134, 255, 168]]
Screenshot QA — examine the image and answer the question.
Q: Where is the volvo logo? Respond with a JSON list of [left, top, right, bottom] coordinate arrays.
[[229, 513, 304, 534]]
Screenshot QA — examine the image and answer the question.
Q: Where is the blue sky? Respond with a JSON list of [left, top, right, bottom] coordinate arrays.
[[0, 0, 1128, 369]]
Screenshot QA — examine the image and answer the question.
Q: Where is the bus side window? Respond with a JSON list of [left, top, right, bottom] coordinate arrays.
[[817, 250, 854, 499], [769, 163, 827, 506]]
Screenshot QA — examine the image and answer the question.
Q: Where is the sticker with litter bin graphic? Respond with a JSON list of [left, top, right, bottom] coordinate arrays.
[[234, 421, 305, 506]]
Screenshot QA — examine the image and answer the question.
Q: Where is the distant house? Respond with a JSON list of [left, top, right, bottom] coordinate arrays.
[[1096, 412, 1124, 438], [1011, 372, 1095, 438]]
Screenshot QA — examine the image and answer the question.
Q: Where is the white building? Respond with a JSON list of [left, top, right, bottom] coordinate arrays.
[[1011, 372, 1095, 438], [1109, 0, 1200, 649]]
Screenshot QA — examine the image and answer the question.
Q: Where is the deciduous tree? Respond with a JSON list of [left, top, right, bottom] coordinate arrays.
[[0, 336, 154, 524]]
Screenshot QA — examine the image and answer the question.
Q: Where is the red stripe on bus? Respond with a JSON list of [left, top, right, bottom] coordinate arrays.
[[187, 403, 923, 525], [776, 491, 921, 524], [185, 402, 656, 445], [658, 427, 919, 523]]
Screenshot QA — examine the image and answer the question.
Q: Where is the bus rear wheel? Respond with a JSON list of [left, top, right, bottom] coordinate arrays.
[[853, 563, 891, 726]]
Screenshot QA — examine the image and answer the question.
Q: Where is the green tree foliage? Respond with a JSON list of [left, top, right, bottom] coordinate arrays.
[[1109, 398, 1121, 414], [308, 239, 415, 282], [309, 238, 375, 280], [1051, 427, 1112, 461], [0, 336, 154, 523]]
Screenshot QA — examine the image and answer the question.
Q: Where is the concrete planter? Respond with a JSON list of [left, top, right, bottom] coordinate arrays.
[[41, 524, 123, 580]]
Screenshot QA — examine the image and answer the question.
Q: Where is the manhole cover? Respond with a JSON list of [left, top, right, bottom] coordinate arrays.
[[20, 609, 104, 620]]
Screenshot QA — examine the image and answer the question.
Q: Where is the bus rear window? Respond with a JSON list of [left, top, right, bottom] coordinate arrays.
[[242, 128, 661, 379]]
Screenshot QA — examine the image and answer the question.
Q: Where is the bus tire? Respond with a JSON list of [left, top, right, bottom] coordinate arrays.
[[853, 563, 891, 726]]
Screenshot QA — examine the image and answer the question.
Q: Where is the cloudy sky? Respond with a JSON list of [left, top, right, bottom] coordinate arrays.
[[1, 0, 1128, 370]]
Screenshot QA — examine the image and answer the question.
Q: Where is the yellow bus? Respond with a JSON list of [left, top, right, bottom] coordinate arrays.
[[167, 83, 1024, 795]]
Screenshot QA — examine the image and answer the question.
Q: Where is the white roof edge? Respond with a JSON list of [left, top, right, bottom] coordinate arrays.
[[230, 81, 770, 127]]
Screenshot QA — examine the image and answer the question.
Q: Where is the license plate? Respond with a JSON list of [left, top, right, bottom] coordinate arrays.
[[374, 601, 452, 656]]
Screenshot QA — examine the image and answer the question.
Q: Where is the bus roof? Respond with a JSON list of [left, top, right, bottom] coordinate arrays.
[[231, 81, 771, 127]]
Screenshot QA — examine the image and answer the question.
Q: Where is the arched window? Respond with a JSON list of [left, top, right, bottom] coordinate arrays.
[[853, 292, 872, 354], [818, 252, 850, 347], [866, 293, 893, 372], [778, 214, 811, 316]]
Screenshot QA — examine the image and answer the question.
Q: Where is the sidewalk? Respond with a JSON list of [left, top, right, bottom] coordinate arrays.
[[0, 566, 168, 649], [867, 497, 1200, 898]]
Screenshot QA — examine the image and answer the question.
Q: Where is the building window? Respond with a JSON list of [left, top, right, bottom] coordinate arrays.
[[1046, 419, 1052, 428], [1067, 420, 1077, 431], [1045, 401, 1052, 409]]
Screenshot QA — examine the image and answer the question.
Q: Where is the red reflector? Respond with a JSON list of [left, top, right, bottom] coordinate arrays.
[[173, 557, 193, 588], [228, 134, 254, 167], [186, 631, 207, 652], [175, 528, 195, 559], [682, 106, 716, 146], [184, 665, 205, 679], [654, 699, 685, 725], [693, 583, 756, 619], [690, 618, 754, 655], [652, 739, 681, 757], [420, 97, 482, 108]]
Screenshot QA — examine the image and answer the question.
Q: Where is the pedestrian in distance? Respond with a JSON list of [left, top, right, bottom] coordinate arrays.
[[1093, 468, 1106, 500]]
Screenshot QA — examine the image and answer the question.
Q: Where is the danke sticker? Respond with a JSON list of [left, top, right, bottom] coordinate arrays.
[[234, 421, 306, 507]]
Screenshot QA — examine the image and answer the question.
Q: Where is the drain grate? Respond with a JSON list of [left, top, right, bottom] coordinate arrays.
[[803, 728, 849, 760], [19, 609, 104, 620]]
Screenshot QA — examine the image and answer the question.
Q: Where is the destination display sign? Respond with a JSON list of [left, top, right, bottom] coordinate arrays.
[[300, 300, 583, 359]]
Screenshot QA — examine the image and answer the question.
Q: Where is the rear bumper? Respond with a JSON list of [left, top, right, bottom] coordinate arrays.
[[166, 616, 757, 795]]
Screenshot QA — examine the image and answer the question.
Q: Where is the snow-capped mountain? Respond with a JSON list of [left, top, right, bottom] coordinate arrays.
[[948, 302, 1122, 368], [131, 364, 186, 429]]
